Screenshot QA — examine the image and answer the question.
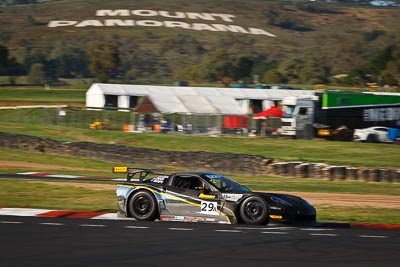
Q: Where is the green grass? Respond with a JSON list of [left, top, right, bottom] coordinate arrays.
[[0, 178, 399, 224], [1, 146, 399, 196], [0, 179, 116, 212], [0, 88, 86, 106], [316, 206, 400, 224], [1, 147, 399, 224], [1, 121, 400, 168]]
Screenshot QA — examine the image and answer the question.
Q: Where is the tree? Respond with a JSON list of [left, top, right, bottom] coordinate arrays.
[[27, 63, 45, 84], [278, 58, 306, 84], [200, 50, 237, 86], [200, 50, 254, 86], [381, 60, 400, 86], [0, 45, 25, 83], [55, 48, 90, 78], [86, 41, 120, 82], [298, 57, 329, 84], [263, 69, 284, 84], [0, 45, 9, 75]]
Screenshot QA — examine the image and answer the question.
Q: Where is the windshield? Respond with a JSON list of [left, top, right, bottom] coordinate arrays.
[[203, 174, 252, 193], [282, 105, 295, 118]]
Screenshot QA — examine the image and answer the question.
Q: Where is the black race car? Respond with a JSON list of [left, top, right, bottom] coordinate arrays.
[[115, 167, 316, 225]]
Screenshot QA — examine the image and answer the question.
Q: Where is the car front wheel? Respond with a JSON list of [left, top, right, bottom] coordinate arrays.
[[366, 134, 377, 143], [128, 190, 158, 221], [240, 196, 269, 225]]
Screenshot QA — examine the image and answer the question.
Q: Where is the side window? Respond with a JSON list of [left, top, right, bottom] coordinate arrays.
[[173, 176, 202, 190], [298, 107, 308, 115]]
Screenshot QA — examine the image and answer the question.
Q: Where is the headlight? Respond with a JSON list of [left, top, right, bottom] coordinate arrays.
[[270, 196, 293, 207]]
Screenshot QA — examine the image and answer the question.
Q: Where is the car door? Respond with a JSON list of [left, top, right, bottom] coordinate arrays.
[[375, 127, 389, 142], [163, 175, 225, 221]]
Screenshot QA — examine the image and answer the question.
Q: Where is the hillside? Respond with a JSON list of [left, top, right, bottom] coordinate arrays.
[[1, 0, 400, 86]]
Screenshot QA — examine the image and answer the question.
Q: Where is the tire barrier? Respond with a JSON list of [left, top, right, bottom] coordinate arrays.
[[270, 162, 400, 183], [0, 132, 272, 175], [0, 132, 398, 182]]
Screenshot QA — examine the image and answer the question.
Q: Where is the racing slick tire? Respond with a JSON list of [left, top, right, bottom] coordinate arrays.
[[366, 134, 377, 143], [128, 190, 158, 221], [239, 196, 269, 225]]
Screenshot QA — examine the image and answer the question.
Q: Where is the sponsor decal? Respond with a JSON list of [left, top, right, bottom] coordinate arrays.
[[222, 193, 243, 201], [151, 175, 168, 184], [113, 166, 127, 173], [205, 174, 224, 179], [199, 193, 216, 199], [363, 107, 400, 122], [174, 216, 186, 221], [200, 201, 219, 216], [270, 206, 282, 211], [269, 215, 283, 219]]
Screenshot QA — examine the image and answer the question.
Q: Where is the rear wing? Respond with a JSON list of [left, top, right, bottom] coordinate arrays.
[[113, 167, 165, 182]]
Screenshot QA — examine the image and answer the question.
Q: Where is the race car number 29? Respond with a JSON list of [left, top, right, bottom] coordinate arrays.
[[200, 201, 219, 215]]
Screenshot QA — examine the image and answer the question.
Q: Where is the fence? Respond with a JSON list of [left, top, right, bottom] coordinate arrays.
[[0, 107, 266, 136]]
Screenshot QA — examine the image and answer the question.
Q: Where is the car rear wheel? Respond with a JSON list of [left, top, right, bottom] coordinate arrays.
[[240, 196, 269, 225], [128, 191, 158, 221], [366, 134, 376, 143]]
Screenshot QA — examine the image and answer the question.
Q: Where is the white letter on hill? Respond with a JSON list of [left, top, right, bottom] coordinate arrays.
[[131, 10, 158, 17], [96, 10, 130, 16], [159, 11, 186, 19], [248, 28, 276, 37], [212, 24, 248, 33], [136, 20, 163, 27], [186, 12, 215, 21], [48, 21, 77, 27], [104, 20, 135, 26], [191, 23, 219, 31], [211, 13, 235, 22], [75, 20, 104, 27], [164, 21, 191, 29]]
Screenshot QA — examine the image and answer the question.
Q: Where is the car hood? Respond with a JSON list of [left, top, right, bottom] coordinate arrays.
[[255, 192, 313, 207]]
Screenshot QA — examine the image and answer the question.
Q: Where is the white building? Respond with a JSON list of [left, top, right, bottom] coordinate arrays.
[[86, 83, 313, 115]]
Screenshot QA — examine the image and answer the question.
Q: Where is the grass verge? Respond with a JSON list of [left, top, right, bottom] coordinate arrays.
[[1, 122, 400, 168], [0, 179, 399, 224]]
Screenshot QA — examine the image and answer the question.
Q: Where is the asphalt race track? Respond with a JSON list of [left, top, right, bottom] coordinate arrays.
[[0, 216, 399, 267]]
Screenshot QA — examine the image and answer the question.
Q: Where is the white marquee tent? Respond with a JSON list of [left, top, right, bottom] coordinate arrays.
[[86, 83, 314, 115]]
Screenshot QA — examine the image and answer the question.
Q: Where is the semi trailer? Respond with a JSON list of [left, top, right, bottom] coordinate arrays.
[[280, 91, 400, 141]]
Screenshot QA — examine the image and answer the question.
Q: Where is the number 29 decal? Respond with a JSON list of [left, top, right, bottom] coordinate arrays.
[[200, 201, 219, 215]]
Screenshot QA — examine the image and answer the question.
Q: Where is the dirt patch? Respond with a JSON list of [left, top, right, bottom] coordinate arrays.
[[273, 191, 400, 209]]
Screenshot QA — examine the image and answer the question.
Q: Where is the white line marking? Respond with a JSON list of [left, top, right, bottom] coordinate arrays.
[[168, 228, 194, 231], [235, 227, 294, 230], [0, 208, 54, 217], [45, 174, 83, 179], [261, 231, 288, 235], [214, 230, 242, 233], [80, 224, 106, 227], [125, 226, 149, 229], [359, 235, 387, 239], [309, 233, 338, 237], [91, 213, 134, 220], [0, 221, 23, 224], [40, 222, 64, 226], [301, 228, 334, 231]]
